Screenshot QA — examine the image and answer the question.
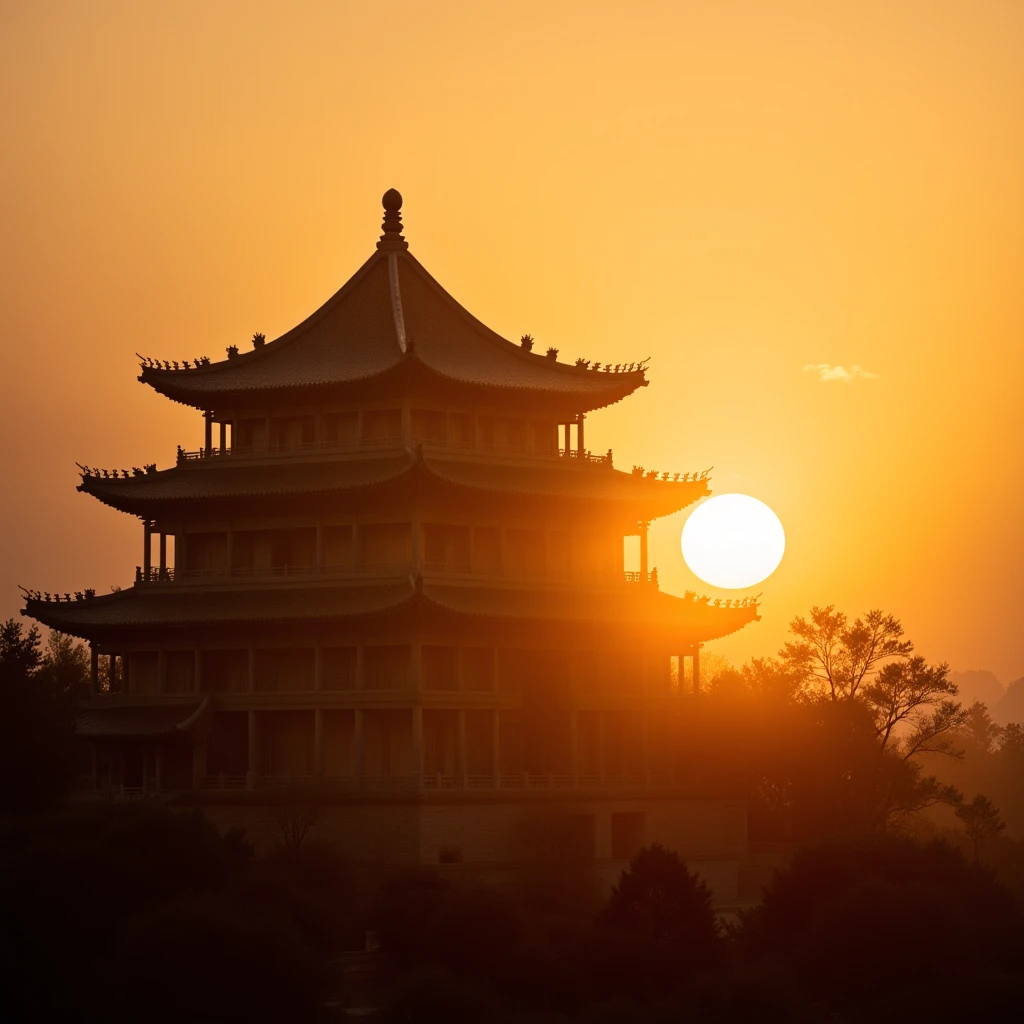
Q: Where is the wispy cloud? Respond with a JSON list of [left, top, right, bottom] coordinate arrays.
[[802, 363, 879, 383]]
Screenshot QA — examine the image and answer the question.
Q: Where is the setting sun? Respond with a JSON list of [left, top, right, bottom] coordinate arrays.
[[681, 494, 786, 590]]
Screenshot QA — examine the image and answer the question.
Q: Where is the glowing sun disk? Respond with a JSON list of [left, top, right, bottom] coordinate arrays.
[[681, 494, 785, 589]]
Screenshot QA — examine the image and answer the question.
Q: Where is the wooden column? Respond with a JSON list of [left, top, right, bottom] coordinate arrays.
[[354, 708, 364, 782], [219, 421, 227, 452], [314, 709, 324, 780], [143, 521, 152, 576], [410, 641, 423, 787], [204, 411, 213, 454], [412, 707, 423, 787], [90, 645, 98, 698], [457, 709, 467, 788], [639, 521, 649, 580], [159, 532, 167, 576], [108, 654, 117, 693], [577, 413, 585, 454], [247, 710, 258, 788], [492, 709, 501, 786], [192, 737, 207, 790], [410, 641, 422, 694], [570, 708, 579, 787], [410, 516, 421, 575], [352, 523, 362, 571], [641, 709, 651, 784]]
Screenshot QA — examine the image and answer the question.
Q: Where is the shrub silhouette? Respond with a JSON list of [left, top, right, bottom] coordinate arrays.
[[600, 844, 720, 967], [740, 838, 1024, 1022]]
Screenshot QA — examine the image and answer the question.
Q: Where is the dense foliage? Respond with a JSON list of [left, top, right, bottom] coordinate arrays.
[[740, 839, 1024, 1023], [1, 608, 1021, 1019], [369, 837, 1023, 1022], [0, 619, 86, 813], [0, 804, 350, 1021]]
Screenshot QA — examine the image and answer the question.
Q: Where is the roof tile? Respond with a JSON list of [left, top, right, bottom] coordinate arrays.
[[141, 251, 645, 409]]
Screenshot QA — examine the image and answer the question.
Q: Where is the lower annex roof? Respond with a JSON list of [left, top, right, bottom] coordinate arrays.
[[76, 698, 209, 739], [23, 580, 758, 643]]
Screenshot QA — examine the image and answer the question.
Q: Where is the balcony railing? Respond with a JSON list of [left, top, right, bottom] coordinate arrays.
[[623, 569, 659, 585], [136, 563, 657, 587], [136, 563, 408, 584], [78, 771, 679, 799], [177, 436, 404, 462], [200, 773, 665, 793], [421, 561, 474, 575], [175, 437, 614, 466]]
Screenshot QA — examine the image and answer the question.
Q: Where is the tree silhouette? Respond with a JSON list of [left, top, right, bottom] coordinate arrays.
[[601, 844, 718, 963], [959, 700, 1004, 754], [780, 606, 912, 701], [740, 838, 1024, 1022], [0, 619, 78, 812], [38, 629, 90, 702], [777, 607, 966, 832], [956, 794, 1006, 861]]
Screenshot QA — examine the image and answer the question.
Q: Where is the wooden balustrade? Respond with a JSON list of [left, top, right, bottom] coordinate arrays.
[[175, 436, 614, 465], [136, 563, 656, 587], [85, 770, 675, 799]]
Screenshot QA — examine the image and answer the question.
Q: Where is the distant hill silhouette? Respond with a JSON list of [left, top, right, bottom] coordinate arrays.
[[994, 677, 1024, 726], [951, 670, 1005, 710]]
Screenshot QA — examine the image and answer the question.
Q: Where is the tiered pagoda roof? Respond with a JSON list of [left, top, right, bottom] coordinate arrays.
[[138, 190, 647, 413], [78, 452, 711, 520], [22, 189, 763, 645], [25, 581, 758, 643]]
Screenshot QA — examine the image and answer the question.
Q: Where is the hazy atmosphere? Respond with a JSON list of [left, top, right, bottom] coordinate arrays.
[[2, 0, 1021, 682], [3, 4, 1024, 1021]]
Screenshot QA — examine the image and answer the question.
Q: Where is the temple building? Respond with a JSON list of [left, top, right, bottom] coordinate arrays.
[[24, 190, 759, 898]]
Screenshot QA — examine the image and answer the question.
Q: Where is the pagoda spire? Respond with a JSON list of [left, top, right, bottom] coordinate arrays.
[[377, 188, 408, 251]]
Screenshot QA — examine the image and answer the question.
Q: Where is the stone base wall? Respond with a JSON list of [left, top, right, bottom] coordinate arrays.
[[202, 792, 746, 903]]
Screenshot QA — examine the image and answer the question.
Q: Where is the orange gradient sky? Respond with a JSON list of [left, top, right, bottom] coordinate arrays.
[[1, 0, 1021, 681]]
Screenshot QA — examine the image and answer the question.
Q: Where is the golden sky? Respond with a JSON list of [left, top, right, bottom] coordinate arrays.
[[1, 0, 1021, 681]]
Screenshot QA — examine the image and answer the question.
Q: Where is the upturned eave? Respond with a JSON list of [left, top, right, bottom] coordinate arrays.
[[74, 451, 709, 522], [22, 579, 759, 645]]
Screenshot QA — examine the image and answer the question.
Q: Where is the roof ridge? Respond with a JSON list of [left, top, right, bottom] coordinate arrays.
[[388, 252, 408, 353], [141, 249, 392, 379], [399, 252, 646, 380]]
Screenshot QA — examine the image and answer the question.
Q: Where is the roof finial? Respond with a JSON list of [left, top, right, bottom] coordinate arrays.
[[377, 188, 408, 250]]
